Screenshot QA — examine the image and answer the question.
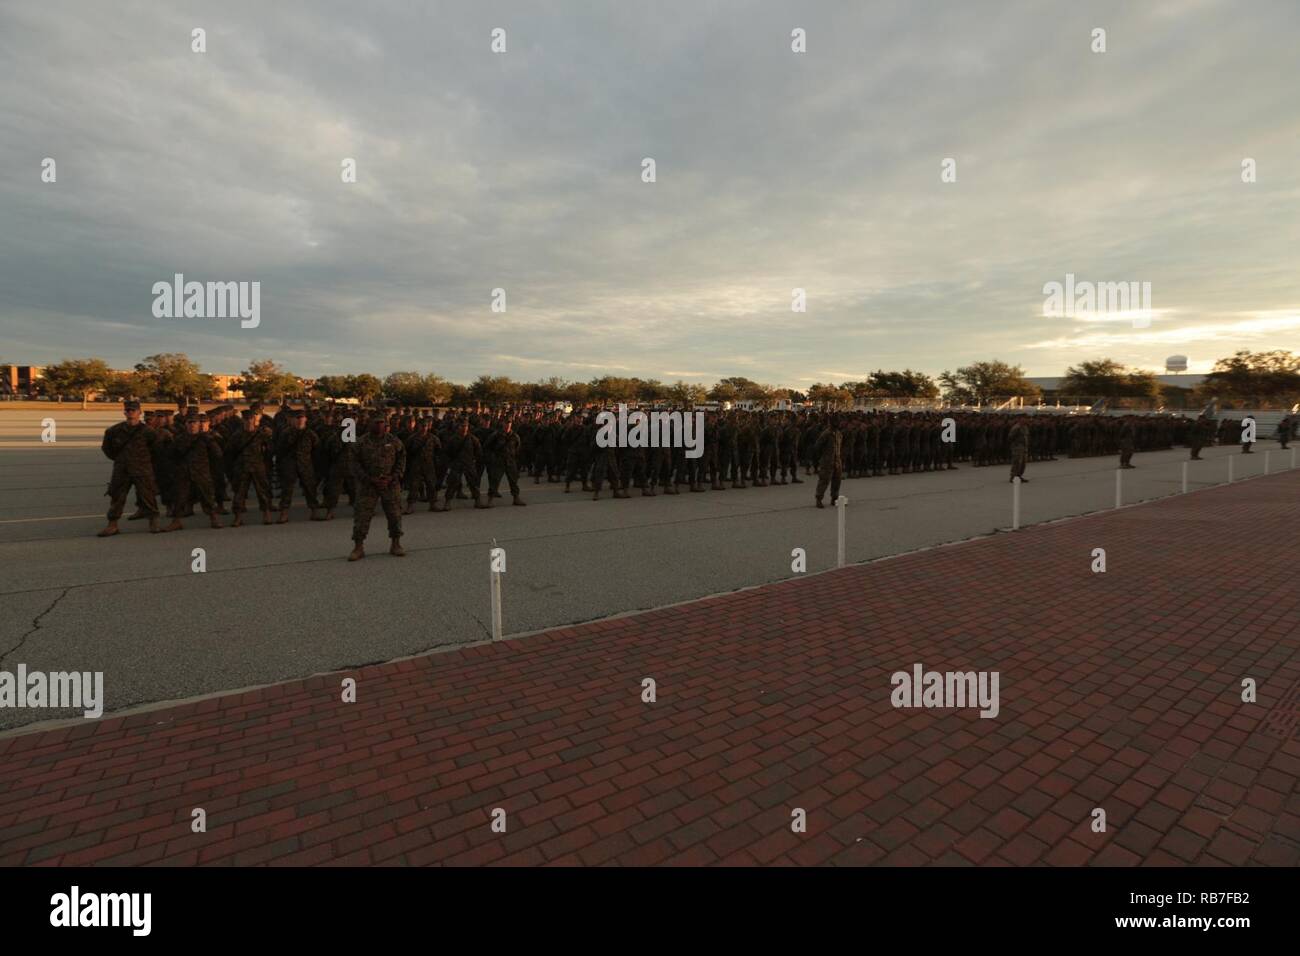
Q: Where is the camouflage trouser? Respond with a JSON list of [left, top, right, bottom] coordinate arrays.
[[758, 445, 775, 480], [406, 463, 433, 501], [107, 470, 159, 520], [564, 446, 588, 484], [444, 460, 480, 505], [1009, 447, 1027, 480], [488, 458, 521, 497], [232, 468, 272, 513], [279, 464, 320, 511], [814, 462, 842, 503], [353, 482, 402, 542], [1119, 446, 1134, 467], [779, 446, 798, 480], [591, 452, 622, 493], [213, 465, 227, 505], [174, 470, 215, 516], [323, 460, 349, 509]]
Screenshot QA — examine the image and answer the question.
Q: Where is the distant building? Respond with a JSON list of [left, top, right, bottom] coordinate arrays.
[[1025, 375, 1205, 405], [1, 365, 45, 397], [207, 374, 244, 400]]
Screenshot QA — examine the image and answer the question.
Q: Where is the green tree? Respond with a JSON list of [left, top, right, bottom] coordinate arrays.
[[135, 353, 205, 403], [938, 361, 1041, 405], [346, 374, 383, 403], [867, 369, 940, 400], [667, 380, 709, 405], [42, 358, 112, 409], [236, 359, 300, 404], [1060, 359, 1159, 400], [1199, 350, 1300, 406]]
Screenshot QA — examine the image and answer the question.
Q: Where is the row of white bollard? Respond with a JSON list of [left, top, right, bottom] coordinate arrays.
[[1013, 446, 1298, 532]]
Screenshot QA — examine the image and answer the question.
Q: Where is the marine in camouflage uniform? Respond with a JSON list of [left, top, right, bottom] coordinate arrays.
[[276, 408, 323, 522], [486, 418, 527, 506], [166, 414, 223, 530], [813, 418, 843, 508], [441, 418, 486, 510], [98, 400, 162, 536], [348, 417, 407, 560], [1008, 418, 1029, 482], [228, 410, 275, 525]]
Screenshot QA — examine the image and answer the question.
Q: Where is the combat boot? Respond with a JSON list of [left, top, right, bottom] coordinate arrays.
[[277, 510, 289, 524], [791, 475, 803, 483], [348, 542, 365, 561], [644, 485, 657, 496], [428, 499, 439, 511], [325, 509, 336, 520], [403, 500, 415, 515], [564, 481, 572, 493], [665, 483, 679, 495], [311, 509, 326, 520], [127, 508, 148, 521], [231, 513, 243, 528], [474, 495, 490, 509], [209, 512, 223, 529], [691, 481, 705, 492], [592, 489, 601, 500], [616, 488, 631, 499], [163, 517, 183, 532], [149, 516, 161, 533], [815, 497, 825, 509], [582, 481, 593, 492], [261, 510, 273, 525], [389, 538, 405, 557], [97, 520, 120, 538], [512, 495, 526, 506]]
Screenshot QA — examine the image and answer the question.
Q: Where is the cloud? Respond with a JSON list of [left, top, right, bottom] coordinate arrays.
[[1, 0, 1298, 385]]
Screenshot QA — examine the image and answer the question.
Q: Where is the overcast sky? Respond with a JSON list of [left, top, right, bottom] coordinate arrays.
[[2, 0, 1298, 386]]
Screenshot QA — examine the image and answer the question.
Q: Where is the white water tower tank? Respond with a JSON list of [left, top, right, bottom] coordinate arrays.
[[1165, 354, 1188, 373]]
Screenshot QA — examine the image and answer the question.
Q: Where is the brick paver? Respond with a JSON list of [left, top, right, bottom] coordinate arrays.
[[2, 471, 1298, 866]]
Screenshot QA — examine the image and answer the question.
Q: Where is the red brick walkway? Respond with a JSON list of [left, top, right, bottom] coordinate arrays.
[[2, 472, 1298, 866]]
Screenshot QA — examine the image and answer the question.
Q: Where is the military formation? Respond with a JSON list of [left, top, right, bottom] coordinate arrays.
[[97, 401, 1297, 557]]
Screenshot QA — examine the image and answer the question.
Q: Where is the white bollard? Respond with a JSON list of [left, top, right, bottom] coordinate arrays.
[[1228, 455, 1234, 484], [489, 538, 503, 641], [1115, 469, 1122, 509], [835, 495, 847, 568], [1012, 477, 1021, 530], [1181, 461, 1188, 494]]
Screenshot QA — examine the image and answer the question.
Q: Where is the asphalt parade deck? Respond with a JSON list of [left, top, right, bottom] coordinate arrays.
[[1, 470, 1297, 866]]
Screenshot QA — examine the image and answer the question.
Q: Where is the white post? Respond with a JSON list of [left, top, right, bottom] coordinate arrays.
[[1228, 455, 1234, 484], [1181, 461, 1188, 494], [835, 495, 847, 568], [1265, 450, 1271, 475], [1012, 477, 1021, 530], [1114, 469, 1122, 509], [489, 538, 503, 641]]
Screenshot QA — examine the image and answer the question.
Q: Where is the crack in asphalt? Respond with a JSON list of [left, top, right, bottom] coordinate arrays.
[[0, 586, 73, 664]]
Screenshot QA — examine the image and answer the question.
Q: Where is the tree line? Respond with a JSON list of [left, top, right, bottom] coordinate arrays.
[[6, 350, 1298, 409]]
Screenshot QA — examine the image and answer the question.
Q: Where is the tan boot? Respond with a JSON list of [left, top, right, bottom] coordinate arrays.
[[261, 510, 273, 525], [512, 495, 526, 506], [277, 510, 289, 524], [325, 509, 336, 520], [348, 542, 365, 561], [126, 508, 148, 521], [231, 513, 243, 528], [310, 509, 326, 521], [96, 520, 120, 538], [148, 516, 161, 533], [209, 513, 223, 529], [163, 518, 183, 532], [389, 538, 406, 557]]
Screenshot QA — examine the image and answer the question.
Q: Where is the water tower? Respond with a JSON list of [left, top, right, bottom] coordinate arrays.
[[1165, 355, 1188, 374]]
